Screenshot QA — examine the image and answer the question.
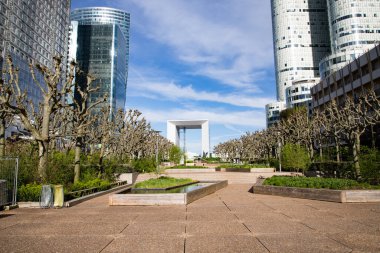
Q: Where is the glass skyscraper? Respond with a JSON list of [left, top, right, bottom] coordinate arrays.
[[69, 7, 130, 114], [0, 0, 71, 103]]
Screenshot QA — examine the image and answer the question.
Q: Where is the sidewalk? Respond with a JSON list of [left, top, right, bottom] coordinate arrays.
[[0, 184, 379, 252]]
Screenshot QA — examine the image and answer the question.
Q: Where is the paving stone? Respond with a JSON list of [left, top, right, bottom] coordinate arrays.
[[101, 235, 184, 253], [186, 235, 268, 253], [0, 221, 128, 236], [186, 211, 238, 221], [0, 235, 113, 253], [1, 184, 380, 252], [327, 233, 380, 252], [186, 221, 249, 235], [300, 217, 379, 234], [244, 215, 314, 234], [257, 233, 352, 253], [123, 221, 185, 236]]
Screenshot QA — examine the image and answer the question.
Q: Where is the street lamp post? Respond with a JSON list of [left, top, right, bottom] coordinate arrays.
[[153, 130, 162, 176], [278, 140, 282, 173]]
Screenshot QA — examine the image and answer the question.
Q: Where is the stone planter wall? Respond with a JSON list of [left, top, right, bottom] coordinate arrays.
[[253, 185, 380, 203]]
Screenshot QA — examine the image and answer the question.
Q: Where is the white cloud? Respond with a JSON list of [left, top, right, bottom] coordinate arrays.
[[129, 80, 273, 108], [138, 107, 266, 128], [128, 67, 274, 108], [118, 0, 274, 89]]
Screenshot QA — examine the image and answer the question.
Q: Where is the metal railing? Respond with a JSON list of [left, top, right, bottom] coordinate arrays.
[[0, 157, 19, 207]]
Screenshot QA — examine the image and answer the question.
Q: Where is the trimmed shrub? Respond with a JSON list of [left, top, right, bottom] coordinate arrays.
[[18, 183, 43, 202], [263, 176, 379, 190]]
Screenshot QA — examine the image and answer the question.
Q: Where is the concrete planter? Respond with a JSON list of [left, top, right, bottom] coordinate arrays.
[[109, 180, 228, 206], [165, 168, 215, 173], [216, 168, 275, 173], [253, 185, 380, 203], [116, 172, 139, 184], [18, 202, 40, 208], [250, 168, 275, 173]]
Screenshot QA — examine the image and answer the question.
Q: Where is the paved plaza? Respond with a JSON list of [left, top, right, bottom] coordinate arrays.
[[0, 184, 380, 252]]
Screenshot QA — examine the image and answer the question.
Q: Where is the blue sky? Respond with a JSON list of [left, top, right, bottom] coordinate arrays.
[[71, 0, 276, 154]]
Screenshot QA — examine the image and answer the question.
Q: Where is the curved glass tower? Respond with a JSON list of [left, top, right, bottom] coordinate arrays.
[[319, 0, 380, 78], [271, 0, 331, 101], [69, 7, 130, 113]]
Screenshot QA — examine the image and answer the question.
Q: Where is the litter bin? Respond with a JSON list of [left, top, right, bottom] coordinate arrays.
[[53, 185, 64, 208]]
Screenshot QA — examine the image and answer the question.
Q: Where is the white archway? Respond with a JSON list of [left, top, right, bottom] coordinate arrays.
[[167, 120, 210, 156]]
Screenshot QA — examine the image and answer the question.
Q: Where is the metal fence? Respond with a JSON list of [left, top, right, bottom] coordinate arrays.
[[0, 157, 18, 206]]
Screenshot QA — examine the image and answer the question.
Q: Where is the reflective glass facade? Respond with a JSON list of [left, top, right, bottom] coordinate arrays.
[[0, 0, 71, 104], [70, 7, 130, 114]]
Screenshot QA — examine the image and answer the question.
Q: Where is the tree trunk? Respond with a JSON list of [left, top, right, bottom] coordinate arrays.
[[353, 133, 361, 178], [334, 137, 340, 163], [74, 136, 82, 183], [371, 125, 376, 148], [0, 117, 5, 157], [319, 139, 323, 161], [38, 141, 48, 182]]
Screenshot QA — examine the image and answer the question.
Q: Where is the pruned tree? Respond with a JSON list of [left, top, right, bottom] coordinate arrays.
[[0, 56, 74, 181], [66, 68, 107, 182]]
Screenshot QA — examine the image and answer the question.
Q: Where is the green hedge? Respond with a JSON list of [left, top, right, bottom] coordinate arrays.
[[69, 178, 111, 192], [263, 176, 379, 190], [18, 183, 43, 202]]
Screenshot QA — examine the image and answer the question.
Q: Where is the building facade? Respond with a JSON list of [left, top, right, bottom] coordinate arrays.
[[285, 78, 317, 111], [0, 0, 71, 103], [312, 44, 380, 110], [69, 7, 130, 113], [319, 0, 380, 78], [270, 0, 331, 102], [265, 101, 287, 128]]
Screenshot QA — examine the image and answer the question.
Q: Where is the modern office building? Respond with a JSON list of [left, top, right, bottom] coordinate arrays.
[[285, 78, 317, 111], [69, 7, 130, 113], [265, 101, 287, 128], [312, 44, 380, 110], [0, 0, 71, 104], [319, 0, 380, 78], [270, 0, 331, 102]]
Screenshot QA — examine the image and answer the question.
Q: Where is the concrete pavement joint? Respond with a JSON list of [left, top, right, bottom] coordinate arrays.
[[119, 224, 129, 233], [99, 238, 115, 253], [305, 204, 320, 210], [255, 237, 270, 252], [326, 235, 353, 252]]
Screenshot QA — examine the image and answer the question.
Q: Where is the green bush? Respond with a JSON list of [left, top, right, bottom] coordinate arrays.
[[309, 162, 355, 179], [46, 150, 75, 185], [281, 144, 310, 173], [132, 157, 156, 173], [18, 183, 43, 202], [169, 146, 183, 164], [263, 176, 379, 190], [69, 178, 111, 192], [360, 148, 380, 184]]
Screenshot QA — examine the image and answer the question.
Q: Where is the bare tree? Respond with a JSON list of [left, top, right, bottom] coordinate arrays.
[[0, 56, 74, 180]]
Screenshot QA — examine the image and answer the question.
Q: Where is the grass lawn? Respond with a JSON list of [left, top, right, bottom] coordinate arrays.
[[134, 176, 195, 189], [263, 176, 380, 190]]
